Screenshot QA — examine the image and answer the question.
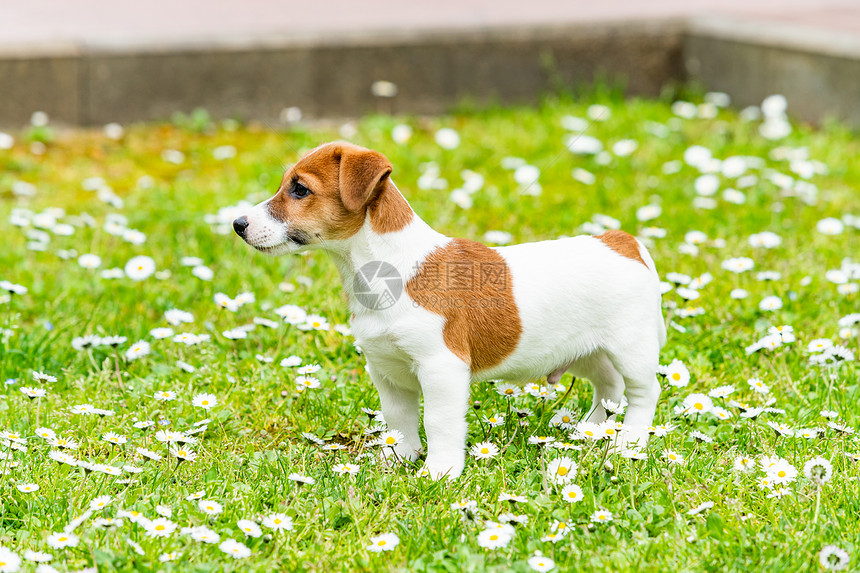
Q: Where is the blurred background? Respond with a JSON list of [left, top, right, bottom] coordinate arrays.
[[1, 0, 859, 128]]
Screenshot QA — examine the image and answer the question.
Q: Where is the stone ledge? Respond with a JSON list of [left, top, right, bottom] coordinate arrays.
[[0, 16, 858, 128]]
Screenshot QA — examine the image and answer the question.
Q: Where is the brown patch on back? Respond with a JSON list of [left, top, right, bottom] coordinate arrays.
[[406, 238, 522, 372], [595, 230, 648, 268], [267, 142, 412, 241]]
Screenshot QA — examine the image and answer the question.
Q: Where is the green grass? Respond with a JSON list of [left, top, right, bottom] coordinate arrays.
[[0, 91, 858, 572]]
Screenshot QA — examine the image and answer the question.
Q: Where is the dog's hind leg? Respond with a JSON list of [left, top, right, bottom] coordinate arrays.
[[605, 338, 661, 451], [569, 352, 625, 424]]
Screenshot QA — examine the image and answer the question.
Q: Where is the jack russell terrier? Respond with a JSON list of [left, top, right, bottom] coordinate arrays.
[[234, 141, 666, 479]]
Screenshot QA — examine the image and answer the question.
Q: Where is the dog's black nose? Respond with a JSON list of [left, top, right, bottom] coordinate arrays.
[[233, 216, 249, 238]]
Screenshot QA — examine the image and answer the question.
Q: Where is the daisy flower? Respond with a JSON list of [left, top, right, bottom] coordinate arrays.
[[747, 378, 770, 394], [528, 553, 556, 572], [374, 429, 404, 449], [682, 393, 712, 415], [31, 371, 56, 383], [332, 463, 360, 475], [688, 501, 714, 515], [287, 473, 315, 485], [708, 385, 735, 398], [766, 460, 798, 485], [198, 500, 223, 515], [280, 355, 302, 367], [102, 432, 127, 445], [560, 484, 584, 503], [590, 510, 613, 523], [20, 386, 46, 399], [498, 492, 527, 503], [146, 518, 177, 537], [450, 500, 478, 512], [262, 513, 293, 531], [17, 483, 39, 493], [470, 442, 499, 459], [759, 296, 783, 311], [237, 519, 262, 538], [136, 447, 162, 461], [0, 547, 21, 572], [125, 340, 151, 361], [124, 255, 155, 280], [46, 532, 79, 549], [367, 533, 400, 552], [662, 359, 690, 387], [663, 450, 684, 464], [188, 526, 221, 544], [484, 413, 505, 427], [574, 421, 602, 440], [89, 495, 112, 510], [733, 455, 756, 472], [219, 539, 252, 559], [192, 393, 217, 409], [495, 383, 522, 398], [169, 446, 197, 462], [22, 549, 52, 562], [546, 457, 577, 484], [476, 529, 511, 549]]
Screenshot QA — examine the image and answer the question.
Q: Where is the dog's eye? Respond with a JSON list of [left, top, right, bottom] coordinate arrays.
[[290, 183, 311, 199]]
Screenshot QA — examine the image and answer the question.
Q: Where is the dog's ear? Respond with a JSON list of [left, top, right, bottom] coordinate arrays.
[[339, 146, 393, 212]]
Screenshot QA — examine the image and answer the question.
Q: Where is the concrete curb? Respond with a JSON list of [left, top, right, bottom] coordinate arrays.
[[684, 17, 860, 126], [0, 16, 858, 128]]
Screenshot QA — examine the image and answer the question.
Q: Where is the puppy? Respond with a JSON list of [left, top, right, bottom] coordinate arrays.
[[234, 141, 665, 479]]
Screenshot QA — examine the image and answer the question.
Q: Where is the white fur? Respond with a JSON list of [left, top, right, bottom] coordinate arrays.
[[238, 182, 665, 480]]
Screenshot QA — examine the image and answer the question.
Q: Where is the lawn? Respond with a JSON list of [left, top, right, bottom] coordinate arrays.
[[0, 90, 858, 572]]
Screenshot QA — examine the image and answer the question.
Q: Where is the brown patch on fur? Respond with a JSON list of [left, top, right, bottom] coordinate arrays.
[[406, 239, 522, 372], [267, 142, 412, 242], [595, 230, 648, 268], [369, 181, 413, 234]]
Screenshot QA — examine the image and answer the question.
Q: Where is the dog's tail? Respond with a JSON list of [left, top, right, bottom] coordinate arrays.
[[636, 239, 667, 349]]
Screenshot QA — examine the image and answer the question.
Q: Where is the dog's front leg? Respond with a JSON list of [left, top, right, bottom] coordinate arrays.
[[366, 362, 422, 462], [416, 357, 471, 480]]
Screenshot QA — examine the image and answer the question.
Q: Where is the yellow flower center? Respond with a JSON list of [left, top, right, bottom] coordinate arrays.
[[568, 492, 577, 498], [378, 541, 386, 546], [481, 448, 489, 454], [274, 519, 281, 524], [778, 470, 786, 477], [202, 400, 209, 405], [385, 437, 395, 445], [584, 431, 594, 437], [59, 536, 67, 541], [672, 373, 681, 381], [562, 416, 570, 423], [490, 535, 498, 541], [156, 525, 165, 531], [557, 466, 568, 476], [598, 515, 606, 520], [694, 403, 703, 410], [504, 389, 513, 394]]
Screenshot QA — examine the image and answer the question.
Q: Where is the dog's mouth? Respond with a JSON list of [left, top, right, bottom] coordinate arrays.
[[248, 230, 311, 254]]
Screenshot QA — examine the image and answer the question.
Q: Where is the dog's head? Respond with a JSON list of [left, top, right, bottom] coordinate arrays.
[[233, 141, 394, 255]]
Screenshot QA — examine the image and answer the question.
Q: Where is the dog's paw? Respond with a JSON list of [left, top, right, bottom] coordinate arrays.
[[609, 426, 650, 456], [421, 454, 464, 481]]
